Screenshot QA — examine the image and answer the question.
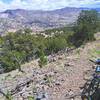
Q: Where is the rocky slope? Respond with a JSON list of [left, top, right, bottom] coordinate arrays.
[[0, 33, 99, 100]]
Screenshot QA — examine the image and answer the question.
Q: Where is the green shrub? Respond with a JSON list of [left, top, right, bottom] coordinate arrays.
[[72, 10, 99, 47], [38, 48, 47, 67]]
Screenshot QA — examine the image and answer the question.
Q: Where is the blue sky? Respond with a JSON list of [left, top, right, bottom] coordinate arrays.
[[0, 0, 100, 11]]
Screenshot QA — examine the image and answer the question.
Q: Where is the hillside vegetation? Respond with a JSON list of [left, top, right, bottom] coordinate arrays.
[[0, 10, 99, 73]]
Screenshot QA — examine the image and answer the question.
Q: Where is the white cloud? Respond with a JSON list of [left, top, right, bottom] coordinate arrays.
[[0, 1, 8, 11], [0, 0, 100, 11]]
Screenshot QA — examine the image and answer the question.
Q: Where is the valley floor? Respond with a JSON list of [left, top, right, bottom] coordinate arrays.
[[0, 33, 100, 100]]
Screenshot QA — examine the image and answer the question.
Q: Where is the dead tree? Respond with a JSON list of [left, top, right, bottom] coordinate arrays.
[[11, 78, 33, 95]]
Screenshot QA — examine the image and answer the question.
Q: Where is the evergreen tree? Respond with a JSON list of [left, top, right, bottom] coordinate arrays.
[[72, 10, 98, 47]]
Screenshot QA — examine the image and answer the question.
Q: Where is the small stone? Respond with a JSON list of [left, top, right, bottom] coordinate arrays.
[[54, 71, 57, 74], [55, 81, 61, 86], [68, 89, 74, 96]]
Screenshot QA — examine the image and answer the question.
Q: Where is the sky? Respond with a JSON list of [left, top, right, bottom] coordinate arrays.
[[0, 0, 100, 11]]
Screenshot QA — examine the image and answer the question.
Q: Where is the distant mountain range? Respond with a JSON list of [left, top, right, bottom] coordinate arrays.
[[0, 7, 100, 34]]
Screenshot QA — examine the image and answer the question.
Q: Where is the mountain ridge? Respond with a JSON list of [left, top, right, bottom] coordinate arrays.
[[1, 7, 100, 13], [0, 7, 100, 35]]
